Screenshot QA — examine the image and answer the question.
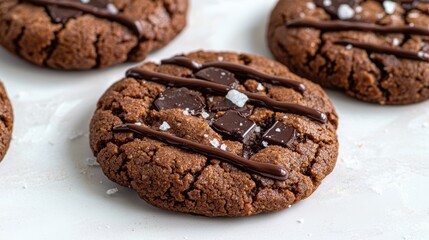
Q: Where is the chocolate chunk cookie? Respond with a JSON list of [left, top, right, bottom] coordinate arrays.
[[0, 81, 13, 162], [268, 0, 429, 105], [89, 51, 339, 217], [0, 0, 188, 70]]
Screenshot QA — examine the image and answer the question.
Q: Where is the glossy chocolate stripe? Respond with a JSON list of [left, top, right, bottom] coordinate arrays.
[[286, 19, 429, 36], [113, 124, 288, 181], [126, 68, 327, 123], [23, 0, 144, 37], [335, 40, 429, 61], [161, 56, 306, 93]]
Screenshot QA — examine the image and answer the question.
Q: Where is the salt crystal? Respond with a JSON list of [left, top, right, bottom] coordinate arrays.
[[107, 3, 118, 13], [345, 44, 353, 50], [257, 83, 264, 91], [392, 38, 400, 46], [159, 121, 171, 131], [338, 4, 355, 20], [81, 0, 89, 3], [203, 134, 209, 138], [275, 128, 281, 132], [383, 1, 397, 15], [210, 138, 220, 148], [106, 188, 118, 195], [408, 12, 419, 19], [226, 90, 248, 108], [217, 56, 224, 61], [183, 108, 190, 116], [220, 144, 227, 151], [201, 112, 210, 119], [255, 126, 261, 133], [323, 0, 331, 6], [262, 141, 269, 148], [135, 122, 142, 126], [306, 2, 315, 10], [355, 6, 362, 13], [417, 51, 429, 59]]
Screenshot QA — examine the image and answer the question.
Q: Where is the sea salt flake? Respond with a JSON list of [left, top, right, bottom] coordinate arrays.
[[203, 134, 209, 138], [255, 126, 261, 133], [262, 141, 269, 148], [226, 90, 248, 107], [183, 108, 190, 116], [323, 0, 331, 7], [107, 3, 118, 13], [159, 121, 171, 131], [210, 138, 220, 148], [338, 4, 354, 20], [417, 51, 429, 59], [307, 2, 315, 9], [345, 44, 353, 50], [392, 38, 400, 46], [355, 6, 362, 13], [408, 12, 419, 18], [220, 144, 227, 151], [135, 122, 142, 126], [106, 188, 119, 195], [275, 128, 281, 132], [201, 112, 210, 119], [257, 83, 264, 91], [383, 1, 397, 15]]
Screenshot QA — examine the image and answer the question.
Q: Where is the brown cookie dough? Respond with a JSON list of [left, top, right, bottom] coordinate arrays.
[[89, 51, 339, 217], [0, 0, 188, 70], [0, 81, 13, 162], [268, 0, 429, 105]]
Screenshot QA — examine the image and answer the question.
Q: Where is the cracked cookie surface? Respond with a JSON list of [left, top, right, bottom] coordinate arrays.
[[0, 0, 188, 70], [0, 81, 13, 162], [89, 51, 339, 217], [268, 0, 429, 105]]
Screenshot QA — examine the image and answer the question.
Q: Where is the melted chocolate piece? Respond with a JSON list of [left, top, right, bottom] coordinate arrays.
[[262, 121, 297, 148], [46, 0, 108, 23], [23, 0, 144, 37], [314, 0, 361, 19], [154, 88, 205, 114], [195, 67, 239, 88], [126, 68, 327, 123], [162, 56, 306, 93], [335, 40, 429, 61], [287, 19, 429, 36], [212, 111, 256, 143], [113, 123, 288, 181]]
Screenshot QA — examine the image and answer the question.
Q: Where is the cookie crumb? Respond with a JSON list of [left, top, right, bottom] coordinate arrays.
[[106, 188, 119, 195], [297, 219, 304, 223], [226, 90, 248, 107], [68, 131, 84, 141], [383, 1, 397, 15], [159, 121, 171, 131], [86, 157, 100, 167], [338, 4, 355, 20]]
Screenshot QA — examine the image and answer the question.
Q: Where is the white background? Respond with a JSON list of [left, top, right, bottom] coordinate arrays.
[[0, 0, 428, 239]]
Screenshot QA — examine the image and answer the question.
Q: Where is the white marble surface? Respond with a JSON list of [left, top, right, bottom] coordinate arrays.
[[0, 0, 428, 239]]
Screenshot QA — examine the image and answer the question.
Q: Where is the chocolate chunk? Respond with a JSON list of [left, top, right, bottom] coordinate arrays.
[[154, 87, 205, 114], [195, 67, 238, 88], [213, 111, 256, 143], [210, 99, 252, 117], [314, 0, 361, 19], [262, 121, 296, 148], [47, 0, 109, 23]]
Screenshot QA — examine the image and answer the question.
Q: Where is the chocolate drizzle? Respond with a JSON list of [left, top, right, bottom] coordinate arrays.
[[23, 0, 144, 37], [287, 19, 429, 36], [286, 8, 429, 62], [335, 40, 429, 62], [113, 123, 288, 181], [126, 68, 327, 123], [161, 56, 306, 93]]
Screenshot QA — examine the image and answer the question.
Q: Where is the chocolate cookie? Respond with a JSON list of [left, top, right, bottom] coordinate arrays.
[[0, 81, 13, 162], [0, 0, 188, 70], [89, 51, 339, 217], [268, 0, 429, 105]]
